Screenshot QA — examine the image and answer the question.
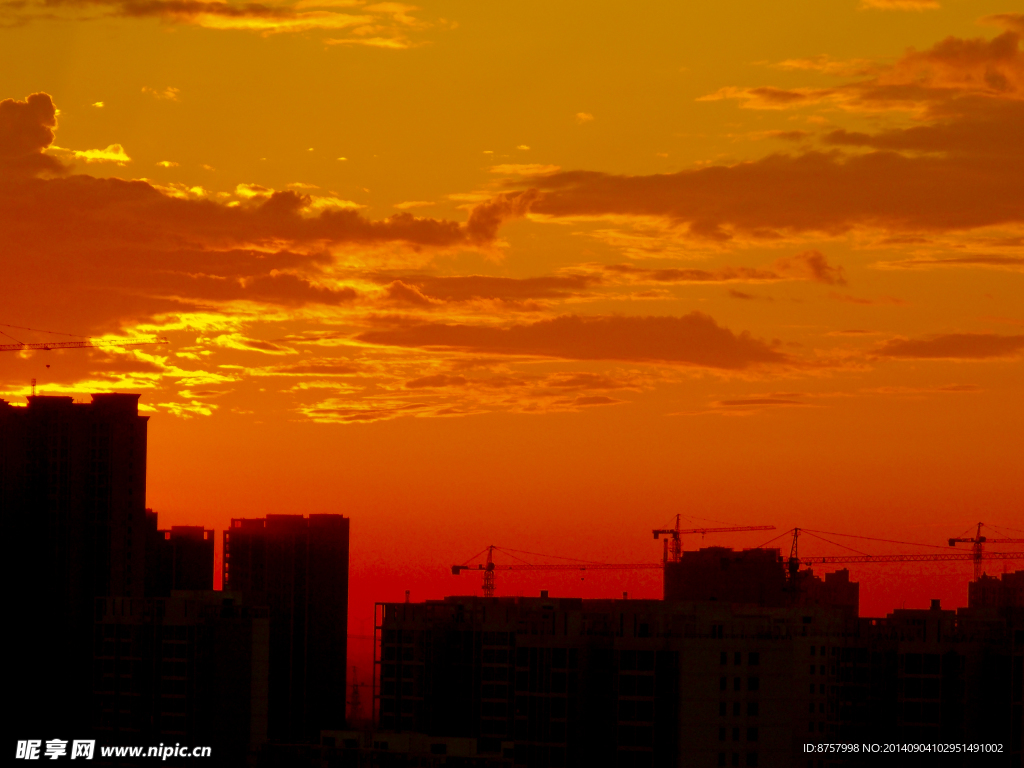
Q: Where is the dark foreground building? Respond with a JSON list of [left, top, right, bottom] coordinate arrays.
[[3, 394, 351, 766], [93, 591, 270, 760], [225, 514, 351, 744], [363, 563, 1023, 768], [2, 394, 149, 736]]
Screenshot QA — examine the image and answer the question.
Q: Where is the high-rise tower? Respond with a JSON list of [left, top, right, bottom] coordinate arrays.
[[224, 513, 350, 743]]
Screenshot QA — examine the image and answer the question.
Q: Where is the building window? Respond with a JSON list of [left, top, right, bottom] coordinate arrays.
[[733, 702, 740, 716], [749, 652, 759, 666], [718, 754, 726, 767], [746, 753, 759, 767], [721, 652, 728, 665], [810, 665, 816, 675], [734, 652, 742, 665], [734, 677, 741, 692], [748, 677, 759, 692], [719, 727, 726, 741], [720, 702, 727, 716], [747, 727, 758, 742], [732, 728, 740, 741], [747, 702, 759, 717]]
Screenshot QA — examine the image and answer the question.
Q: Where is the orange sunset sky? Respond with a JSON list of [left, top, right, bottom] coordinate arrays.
[[1, 0, 1022, 678]]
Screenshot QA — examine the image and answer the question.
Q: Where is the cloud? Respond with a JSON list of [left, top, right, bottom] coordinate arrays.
[[575, 112, 594, 123], [603, 250, 844, 285], [875, 333, 1024, 359], [698, 86, 836, 110], [859, 0, 939, 11], [523, 29, 1023, 242], [489, 163, 561, 176], [59, 143, 132, 164], [0, 93, 68, 176], [142, 86, 180, 101], [518, 145, 1024, 239], [9, 0, 439, 44], [375, 273, 599, 303], [463, 190, 539, 245], [877, 254, 1024, 271], [357, 313, 789, 369], [511, 29, 1024, 245], [156, 160, 179, 168], [571, 395, 622, 406], [405, 374, 468, 389]]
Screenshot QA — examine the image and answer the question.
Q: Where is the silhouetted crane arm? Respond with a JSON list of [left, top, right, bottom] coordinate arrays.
[[453, 563, 660, 574], [800, 551, 1023, 565], [652, 525, 775, 537], [0, 338, 168, 352]]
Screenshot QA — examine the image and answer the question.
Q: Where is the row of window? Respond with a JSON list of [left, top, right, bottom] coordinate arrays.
[[718, 726, 758, 742], [720, 652, 760, 666], [719, 676, 760, 692], [719, 701, 759, 717]]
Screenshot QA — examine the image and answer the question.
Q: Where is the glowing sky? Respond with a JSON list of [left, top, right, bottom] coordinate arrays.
[[2, 1, 1022, 672]]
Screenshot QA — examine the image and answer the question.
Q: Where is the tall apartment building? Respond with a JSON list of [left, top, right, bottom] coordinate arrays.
[[224, 514, 351, 744], [2, 394, 149, 735]]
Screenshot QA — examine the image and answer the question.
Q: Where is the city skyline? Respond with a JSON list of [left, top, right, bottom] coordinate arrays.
[[2, 0, 1023, 745]]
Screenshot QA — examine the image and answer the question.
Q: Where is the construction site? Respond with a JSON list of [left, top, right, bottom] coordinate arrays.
[[328, 521, 1024, 768]]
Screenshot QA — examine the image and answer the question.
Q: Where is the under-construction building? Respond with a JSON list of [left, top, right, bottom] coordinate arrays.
[[364, 558, 1022, 768]]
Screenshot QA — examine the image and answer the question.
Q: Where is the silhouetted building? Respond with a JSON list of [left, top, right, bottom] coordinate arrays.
[[2, 394, 149, 735], [374, 594, 855, 768], [969, 570, 1024, 610], [663, 547, 859, 618], [224, 514, 350, 744], [93, 591, 269, 764], [374, 567, 1023, 767], [145, 511, 215, 595]]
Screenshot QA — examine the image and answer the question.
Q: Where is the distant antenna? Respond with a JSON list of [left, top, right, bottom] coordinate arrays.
[[31, 378, 36, 397]]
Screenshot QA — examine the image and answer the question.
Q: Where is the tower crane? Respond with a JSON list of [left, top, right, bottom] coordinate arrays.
[[948, 523, 1024, 581], [452, 545, 660, 598], [1, 338, 167, 352], [1, 322, 167, 353], [653, 514, 775, 563]]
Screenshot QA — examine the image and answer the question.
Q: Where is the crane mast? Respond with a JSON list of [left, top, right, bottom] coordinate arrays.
[[947, 522, 1024, 581], [652, 515, 775, 564]]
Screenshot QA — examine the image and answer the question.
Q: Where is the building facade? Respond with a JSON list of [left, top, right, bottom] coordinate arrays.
[[373, 567, 1023, 768], [2, 394, 149, 736], [224, 514, 351, 744]]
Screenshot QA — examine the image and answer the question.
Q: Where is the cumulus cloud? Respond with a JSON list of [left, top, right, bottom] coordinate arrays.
[[875, 333, 1024, 359], [357, 313, 789, 369], [0, 93, 68, 176]]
